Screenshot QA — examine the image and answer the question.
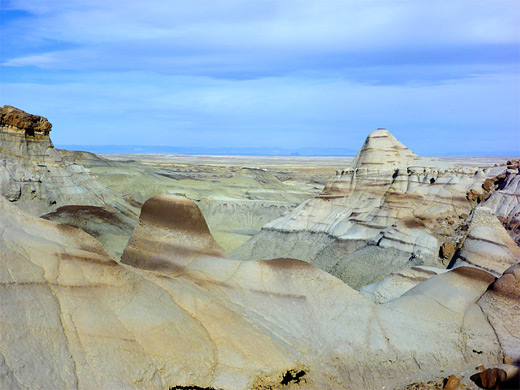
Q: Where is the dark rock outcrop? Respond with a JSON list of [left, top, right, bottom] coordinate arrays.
[[440, 241, 457, 260], [0, 105, 52, 136]]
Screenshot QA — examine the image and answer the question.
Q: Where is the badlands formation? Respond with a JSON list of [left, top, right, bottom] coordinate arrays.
[[59, 149, 323, 253], [232, 128, 516, 288], [0, 106, 519, 389], [0, 105, 115, 215], [0, 106, 139, 258]]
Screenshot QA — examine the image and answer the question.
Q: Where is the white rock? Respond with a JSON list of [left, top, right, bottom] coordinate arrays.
[[233, 128, 496, 287], [452, 207, 520, 276], [0, 195, 505, 389]]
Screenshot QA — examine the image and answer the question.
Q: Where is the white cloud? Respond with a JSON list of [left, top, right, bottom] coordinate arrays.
[[2, 0, 519, 77], [1, 0, 518, 154]]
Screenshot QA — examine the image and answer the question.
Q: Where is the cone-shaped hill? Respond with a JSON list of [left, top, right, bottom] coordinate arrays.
[[232, 128, 503, 288], [351, 128, 420, 169]]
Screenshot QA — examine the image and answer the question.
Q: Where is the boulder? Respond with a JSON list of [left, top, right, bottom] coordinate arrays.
[[468, 188, 486, 203], [441, 241, 457, 260], [483, 177, 494, 192], [443, 375, 460, 390], [472, 364, 519, 389], [0, 105, 52, 135]]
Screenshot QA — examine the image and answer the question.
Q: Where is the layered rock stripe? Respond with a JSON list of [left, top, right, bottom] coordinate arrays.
[[0, 195, 508, 389], [232, 128, 507, 288]]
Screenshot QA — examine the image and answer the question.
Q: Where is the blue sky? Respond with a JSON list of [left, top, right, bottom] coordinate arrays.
[[1, 0, 519, 155]]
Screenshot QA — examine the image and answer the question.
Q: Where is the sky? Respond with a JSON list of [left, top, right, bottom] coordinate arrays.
[[1, 0, 519, 155]]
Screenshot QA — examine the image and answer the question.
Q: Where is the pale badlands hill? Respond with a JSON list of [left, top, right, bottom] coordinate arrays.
[[59, 150, 329, 253], [1, 193, 519, 389], [232, 128, 518, 288]]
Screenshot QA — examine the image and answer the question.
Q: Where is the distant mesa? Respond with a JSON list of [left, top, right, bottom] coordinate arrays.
[[0, 105, 52, 136]]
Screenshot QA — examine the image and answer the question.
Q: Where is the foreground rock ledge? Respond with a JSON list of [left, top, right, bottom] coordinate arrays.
[[0, 195, 509, 389], [0, 105, 139, 257]]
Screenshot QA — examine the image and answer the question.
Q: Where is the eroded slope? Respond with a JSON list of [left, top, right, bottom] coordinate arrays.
[[0, 105, 138, 257], [0, 195, 507, 389], [233, 128, 503, 288]]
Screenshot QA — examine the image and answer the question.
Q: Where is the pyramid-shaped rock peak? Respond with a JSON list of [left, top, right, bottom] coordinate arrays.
[[351, 128, 420, 169]]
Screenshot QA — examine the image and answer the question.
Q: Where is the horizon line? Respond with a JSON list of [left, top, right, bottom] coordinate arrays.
[[56, 144, 518, 158]]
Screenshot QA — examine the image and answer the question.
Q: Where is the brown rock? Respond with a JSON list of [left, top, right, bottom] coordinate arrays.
[[441, 241, 457, 260], [492, 266, 520, 300], [477, 365, 486, 371], [479, 367, 507, 388], [468, 189, 477, 198], [467, 189, 485, 203], [504, 357, 513, 365], [444, 374, 460, 390], [483, 178, 494, 192], [0, 105, 52, 135], [121, 195, 225, 272]]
